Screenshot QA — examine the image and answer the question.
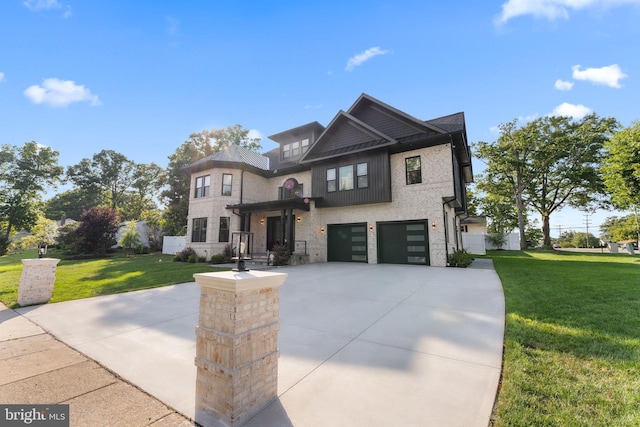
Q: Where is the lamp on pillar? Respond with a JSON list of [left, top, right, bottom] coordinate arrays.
[[37, 242, 48, 258], [231, 231, 253, 272]]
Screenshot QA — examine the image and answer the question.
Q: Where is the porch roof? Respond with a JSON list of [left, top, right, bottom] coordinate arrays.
[[226, 197, 320, 213]]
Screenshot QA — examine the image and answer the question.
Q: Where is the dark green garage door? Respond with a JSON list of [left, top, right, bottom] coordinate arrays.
[[377, 220, 430, 265], [327, 223, 368, 263]]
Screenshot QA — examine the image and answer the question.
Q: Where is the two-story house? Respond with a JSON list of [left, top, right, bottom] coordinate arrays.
[[185, 94, 472, 267]]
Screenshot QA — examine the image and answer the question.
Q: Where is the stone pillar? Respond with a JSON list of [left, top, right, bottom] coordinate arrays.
[[193, 270, 287, 427], [17, 258, 61, 307]]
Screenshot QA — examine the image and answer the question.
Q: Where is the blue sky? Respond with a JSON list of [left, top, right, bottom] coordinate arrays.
[[1, 0, 639, 234]]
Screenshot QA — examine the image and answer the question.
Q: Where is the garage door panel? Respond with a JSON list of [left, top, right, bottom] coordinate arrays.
[[378, 220, 429, 265], [328, 223, 368, 263]]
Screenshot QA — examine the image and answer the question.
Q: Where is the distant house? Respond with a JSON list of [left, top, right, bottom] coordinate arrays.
[[184, 94, 473, 267], [460, 216, 487, 234]]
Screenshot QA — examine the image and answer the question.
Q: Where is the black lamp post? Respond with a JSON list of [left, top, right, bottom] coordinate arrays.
[[231, 231, 253, 272], [37, 242, 48, 258]]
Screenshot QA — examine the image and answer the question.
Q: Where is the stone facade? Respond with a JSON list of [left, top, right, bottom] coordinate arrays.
[[17, 258, 60, 307], [193, 271, 287, 427]]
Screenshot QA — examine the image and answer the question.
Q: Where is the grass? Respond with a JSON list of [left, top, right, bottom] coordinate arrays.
[[488, 250, 640, 426], [0, 249, 229, 308]]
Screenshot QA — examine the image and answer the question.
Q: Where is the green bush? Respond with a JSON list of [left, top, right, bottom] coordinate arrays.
[[448, 249, 474, 268], [210, 253, 227, 264], [271, 243, 290, 266], [187, 253, 198, 263], [173, 247, 196, 262]]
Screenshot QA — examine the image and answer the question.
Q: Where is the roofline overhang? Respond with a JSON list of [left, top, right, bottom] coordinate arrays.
[[226, 197, 320, 213]]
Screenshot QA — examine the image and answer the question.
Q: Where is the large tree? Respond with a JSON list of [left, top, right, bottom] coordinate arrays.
[[161, 125, 261, 235], [475, 114, 617, 248], [66, 150, 138, 210], [44, 188, 102, 221], [0, 142, 63, 241], [523, 114, 617, 246]]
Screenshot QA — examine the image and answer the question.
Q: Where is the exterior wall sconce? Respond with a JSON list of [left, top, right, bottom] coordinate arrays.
[[320, 227, 325, 233], [369, 224, 374, 232], [297, 216, 301, 223], [260, 218, 265, 225], [431, 221, 436, 230]]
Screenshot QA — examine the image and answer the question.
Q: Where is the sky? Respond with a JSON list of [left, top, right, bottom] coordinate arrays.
[[1, 0, 639, 236]]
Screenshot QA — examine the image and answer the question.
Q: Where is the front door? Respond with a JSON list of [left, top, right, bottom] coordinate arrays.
[[266, 217, 282, 251]]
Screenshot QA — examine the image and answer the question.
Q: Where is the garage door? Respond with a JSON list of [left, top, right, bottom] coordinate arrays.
[[377, 220, 430, 265], [327, 223, 368, 263]]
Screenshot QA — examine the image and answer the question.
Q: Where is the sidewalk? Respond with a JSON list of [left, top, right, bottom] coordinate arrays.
[[0, 302, 195, 426]]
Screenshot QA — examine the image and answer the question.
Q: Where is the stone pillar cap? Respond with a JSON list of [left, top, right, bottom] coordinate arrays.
[[194, 270, 287, 292]]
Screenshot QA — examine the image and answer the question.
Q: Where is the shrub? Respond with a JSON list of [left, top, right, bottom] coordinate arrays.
[[187, 253, 198, 263], [76, 207, 120, 255], [173, 247, 196, 262], [271, 243, 290, 266], [0, 235, 9, 255], [448, 249, 474, 268], [210, 253, 227, 264]]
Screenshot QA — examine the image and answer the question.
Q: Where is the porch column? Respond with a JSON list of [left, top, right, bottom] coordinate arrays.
[[280, 210, 286, 246], [287, 209, 295, 253]]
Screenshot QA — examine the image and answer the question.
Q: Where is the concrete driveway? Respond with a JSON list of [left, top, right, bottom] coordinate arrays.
[[17, 261, 504, 427]]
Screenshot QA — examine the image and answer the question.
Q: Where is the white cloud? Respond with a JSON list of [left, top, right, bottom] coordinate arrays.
[[496, 0, 640, 24], [0, 72, 5, 82], [24, 78, 101, 107], [551, 102, 592, 119], [247, 129, 263, 141], [554, 79, 574, 90], [571, 64, 628, 88], [345, 47, 390, 72], [24, 0, 61, 11]]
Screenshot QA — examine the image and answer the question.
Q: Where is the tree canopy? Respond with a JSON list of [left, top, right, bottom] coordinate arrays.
[[0, 142, 63, 241], [602, 121, 640, 210], [475, 114, 618, 247]]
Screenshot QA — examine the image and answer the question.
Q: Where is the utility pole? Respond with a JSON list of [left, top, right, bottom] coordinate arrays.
[[584, 213, 591, 248]]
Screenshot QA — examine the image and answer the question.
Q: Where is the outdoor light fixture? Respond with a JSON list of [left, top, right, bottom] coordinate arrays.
[[369, 224, 374, 232], [231, 231, 253, 272], [297, 216, 301, 223], [260, 218, 265, 225], [37, 242, 48, 258], [320, 227, 325, 233], [431, 221, 436, 230]]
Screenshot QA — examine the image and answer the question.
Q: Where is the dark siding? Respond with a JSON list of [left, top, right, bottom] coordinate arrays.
[[312, 150, 391, 207], [316, 121, 378, 155], [353, 106, 421, 139], [452, 149, 464, 208]]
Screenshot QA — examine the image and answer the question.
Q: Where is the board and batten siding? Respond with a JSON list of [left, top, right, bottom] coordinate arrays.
[[312, 150, 391, 207]]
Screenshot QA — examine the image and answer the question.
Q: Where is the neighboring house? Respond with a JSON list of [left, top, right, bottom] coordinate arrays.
[[185, 94, 473, 267], [460, 216, 487, 234]]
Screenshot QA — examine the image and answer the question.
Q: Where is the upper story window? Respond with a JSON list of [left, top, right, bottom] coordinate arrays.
[[406, 156, 422, 185], [356, 162, 368, 188], [327, 168, 337, 192], [282, 138, 310, 160], [222, 173, 232, 196], [326, 162, 368, 192], [339, 165, 354, 191], [194, 175, 210, 198], [279, 178, 303, 199]]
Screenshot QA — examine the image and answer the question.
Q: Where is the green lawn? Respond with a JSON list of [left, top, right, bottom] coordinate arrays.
[[489, 250, 640, 426], [0, 249, 229, 308]]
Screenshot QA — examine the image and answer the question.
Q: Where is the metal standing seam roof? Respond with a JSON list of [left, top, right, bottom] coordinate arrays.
[[194, 144, 271, 170]]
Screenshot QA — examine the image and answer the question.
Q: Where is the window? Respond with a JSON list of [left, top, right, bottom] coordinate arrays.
[[191, 218, 207, 242], [356, 162, 368, 188], [194, 175, 210, 198], [339, 165, 354, 190], [327, 168, 337, 192], [218, 217, 230, 242], [292, 141, 300, 156], [301, 139, 310, 153], [406, 156, 422, 185], [283, 144, 291, 158], [279, 183, 303, 199], [222, 174, 232, 196]]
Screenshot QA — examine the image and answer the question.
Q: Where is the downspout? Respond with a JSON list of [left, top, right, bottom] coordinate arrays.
[[442, 197, 456, 265]]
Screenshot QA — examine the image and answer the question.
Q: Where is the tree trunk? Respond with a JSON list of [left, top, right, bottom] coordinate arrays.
[[515, 187, 527, 250], [542, 215, 551, 247]]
